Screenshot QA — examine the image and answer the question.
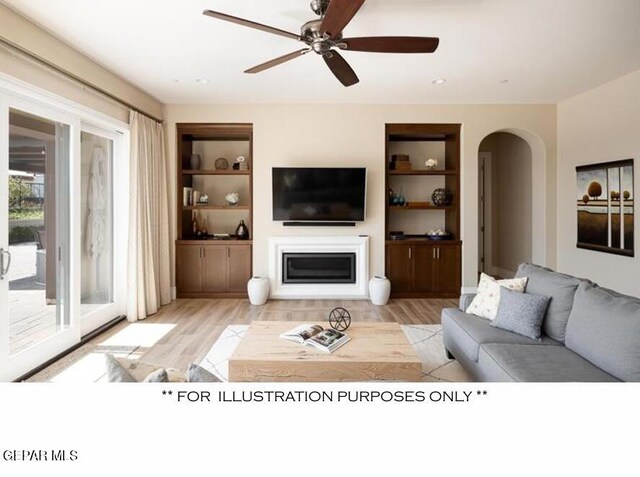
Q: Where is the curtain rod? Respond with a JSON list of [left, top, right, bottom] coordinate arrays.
[[0, 36, 164, 124]]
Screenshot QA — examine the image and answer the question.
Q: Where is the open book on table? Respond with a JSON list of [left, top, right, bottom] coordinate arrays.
[[280, 324, 351, 353]]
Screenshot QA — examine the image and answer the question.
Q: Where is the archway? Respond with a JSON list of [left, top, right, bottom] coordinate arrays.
[[478, 131, 536, 278]]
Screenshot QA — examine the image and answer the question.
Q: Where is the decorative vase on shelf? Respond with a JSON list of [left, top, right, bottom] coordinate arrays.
[[432, 188, 453, 206], [235, 220, 249, 240], [369, 276, 391, 306], [247, 277, 269, 305], [190, 154, 201, 170]]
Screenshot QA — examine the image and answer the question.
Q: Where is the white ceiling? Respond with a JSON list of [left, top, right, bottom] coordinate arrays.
[[4, 0, 640, 104]]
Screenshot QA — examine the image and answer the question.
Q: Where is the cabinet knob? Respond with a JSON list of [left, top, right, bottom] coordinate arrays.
[[408, 247, 412, 260]]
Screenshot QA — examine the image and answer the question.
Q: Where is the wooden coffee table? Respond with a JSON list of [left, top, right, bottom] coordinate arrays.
[[228, 321, 422, 382]]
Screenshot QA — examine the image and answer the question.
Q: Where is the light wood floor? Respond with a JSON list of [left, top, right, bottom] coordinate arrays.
[[31, 297, 457, 380]]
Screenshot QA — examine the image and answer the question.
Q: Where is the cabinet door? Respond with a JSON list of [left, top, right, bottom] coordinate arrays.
[[435, 245, 461, 293], [386, 245, 412, 293], [202, 245, 228, 292], [176, 245, 203, 293], [413, 245, 437, 292], [228, 245, 252, 292]]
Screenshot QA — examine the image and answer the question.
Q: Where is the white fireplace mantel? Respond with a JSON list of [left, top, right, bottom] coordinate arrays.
[[268, 236, 369, 299]]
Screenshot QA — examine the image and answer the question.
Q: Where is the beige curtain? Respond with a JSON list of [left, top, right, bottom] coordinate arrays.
[[127, 111, 171, 321]]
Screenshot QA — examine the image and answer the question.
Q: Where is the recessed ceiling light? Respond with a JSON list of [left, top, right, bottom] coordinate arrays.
[[432, 78, 446, 85], [172, 79, 181, 83], [195, 78, 210, 85], [499, 79, 509, 84]]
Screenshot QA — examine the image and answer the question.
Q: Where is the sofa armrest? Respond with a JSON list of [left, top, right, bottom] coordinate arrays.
[[459, 293, 476, 311]]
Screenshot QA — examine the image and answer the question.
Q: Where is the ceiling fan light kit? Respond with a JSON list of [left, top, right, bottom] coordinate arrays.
[[203, 0, 440, 87]]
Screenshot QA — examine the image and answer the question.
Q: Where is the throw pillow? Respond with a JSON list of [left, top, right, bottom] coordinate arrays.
[[465, 273, 528, 320], [143, 368, 169, 382], [491, 287, 551, 340], [187, 364, 222, 383], [105, 354, 187, 383]]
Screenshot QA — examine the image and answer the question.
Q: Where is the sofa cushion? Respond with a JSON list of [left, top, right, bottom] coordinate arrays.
[[515, 263, 583, 343], [478, 343, 620, 382], [441, 308, 561, 363], [465, 273, 528, 320], [491, 288, 550, 340], [565, 283, 640, 382]]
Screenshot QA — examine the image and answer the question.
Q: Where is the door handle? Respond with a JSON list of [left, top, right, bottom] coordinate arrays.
[[408, 247, 412, 260], [0, 248, 11, 280], [432, 248, 436, 259]]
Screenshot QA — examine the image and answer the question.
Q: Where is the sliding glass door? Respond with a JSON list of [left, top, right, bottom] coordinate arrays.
[[79, 125, 124, 335], [0, 99, 77, 381], [0, 85, 128, 381]]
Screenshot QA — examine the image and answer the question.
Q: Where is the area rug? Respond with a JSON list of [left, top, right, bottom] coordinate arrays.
[[199, 324, 472, 382]]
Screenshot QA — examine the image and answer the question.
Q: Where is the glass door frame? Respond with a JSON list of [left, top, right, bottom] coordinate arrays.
[[0, 75, 129, 381]]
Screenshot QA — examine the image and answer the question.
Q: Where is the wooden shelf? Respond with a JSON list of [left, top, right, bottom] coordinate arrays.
[[388, 170, 457, 176], [183, 205, 249, 210], [182, 169, 250, 175], [389, 204, 454, 210]]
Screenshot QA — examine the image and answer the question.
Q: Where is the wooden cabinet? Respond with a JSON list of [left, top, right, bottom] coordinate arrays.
[[386, 242, 461, 298], [176, 242, 251, 298]]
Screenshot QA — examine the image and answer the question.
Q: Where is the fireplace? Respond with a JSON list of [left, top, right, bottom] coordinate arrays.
[[269, 236, 369, 299], [283, 253, 356, 284]]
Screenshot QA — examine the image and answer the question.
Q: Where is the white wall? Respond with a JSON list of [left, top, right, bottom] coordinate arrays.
[[165, 104, 557, 291], [557, 69, 640, 296], [0, 3, 162, 122], [480, 132, 533, 277]]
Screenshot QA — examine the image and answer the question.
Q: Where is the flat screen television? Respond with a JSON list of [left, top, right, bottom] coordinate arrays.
[[272, 167, 367, 222]]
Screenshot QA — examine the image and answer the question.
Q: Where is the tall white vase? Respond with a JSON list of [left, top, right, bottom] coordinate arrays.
[[369, 276, 391, 306], [247, 276, 269, 305]]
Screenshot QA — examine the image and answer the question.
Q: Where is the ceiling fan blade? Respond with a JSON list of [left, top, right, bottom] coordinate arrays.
[[245, 49, 311, 74], [203, 10, 301, 41], [323, 50, 359, 87], [342, 36, 440, 53], [320, 0, 366, 39]]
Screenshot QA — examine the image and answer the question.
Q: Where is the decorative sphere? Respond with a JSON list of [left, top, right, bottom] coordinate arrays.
[[328, 307, 351, 331], [432, 188, 453, 206]]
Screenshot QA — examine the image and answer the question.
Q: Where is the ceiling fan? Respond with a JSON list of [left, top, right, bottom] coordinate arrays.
[[203, 0, 440, 87]]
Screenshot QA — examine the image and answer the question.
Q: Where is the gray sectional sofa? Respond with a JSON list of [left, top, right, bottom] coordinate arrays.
[[442, 263, 640, 382]]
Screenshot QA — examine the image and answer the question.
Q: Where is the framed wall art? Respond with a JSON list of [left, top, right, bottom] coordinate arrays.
[[576, 159, 634, 256]]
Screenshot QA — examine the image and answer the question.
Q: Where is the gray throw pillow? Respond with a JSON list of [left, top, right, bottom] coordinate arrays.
[[187, 364, 222, 383], [491, 288, 551, 340]]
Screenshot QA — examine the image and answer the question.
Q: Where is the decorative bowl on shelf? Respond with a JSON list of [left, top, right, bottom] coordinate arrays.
[[426, 229, 452, 241]]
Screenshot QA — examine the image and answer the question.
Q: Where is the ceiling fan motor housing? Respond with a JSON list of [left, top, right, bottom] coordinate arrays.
[[301, 19, 342, 54]]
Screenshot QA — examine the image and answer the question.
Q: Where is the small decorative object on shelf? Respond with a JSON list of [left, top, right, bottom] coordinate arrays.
[[237, 156, 249, 171], [190, 154, 201, 170], [432, 187, 453, 206], [425, 158, 438, 170], [215, 157, 229, 170], [192, 190, 201, 205], [225, 192, 239, 206], [247, 276, 269, 305], [183, 187, 193, 206], [397, 188, 406, 206], [235, 219, 249, 240], [328, 307, 351, 331], [388, 188, 395, 205], [426, 228, 453, 240], [389, 230, 405, 240], [369, 276, 391, 306], [191, 211, 199, 236], [390, 154, 412, 171], [199, 193, 209, 204]]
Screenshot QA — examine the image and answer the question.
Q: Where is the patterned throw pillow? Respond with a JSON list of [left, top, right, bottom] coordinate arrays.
[[465, 273, 528, 320]]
